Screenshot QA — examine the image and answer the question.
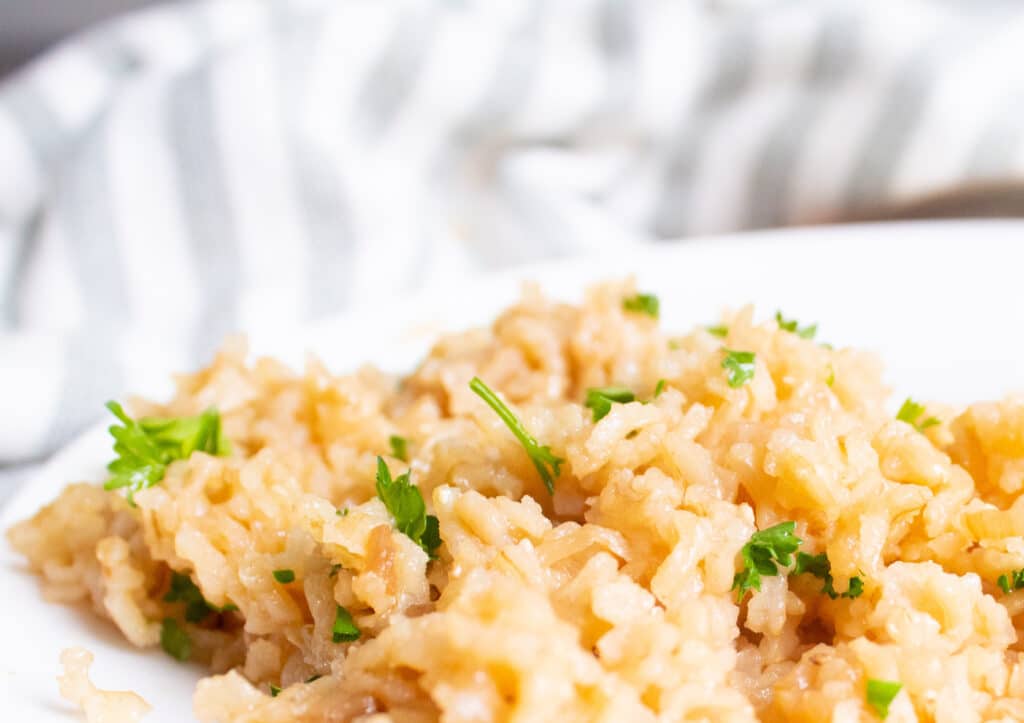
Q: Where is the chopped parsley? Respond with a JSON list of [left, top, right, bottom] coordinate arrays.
[[389, 435, 409, 462], [793, 552, 864, 599], [104, 401, 230, 504], [896, 398, 940, 432], [622, 293, 659, 319], [732, 521, 802, 601], [706, 324, 729, 338], [270, 684, 281, 697], [336, 507, 348, 517], [653, 379, 666, 398], [375, 457, 441, 557], [160, 618, 191, 662], [163, 571, 234, 623], [273, 569, 295, 584], [775, 311, 817, 340], [469, 377, 564, 494], [866, 679, 902, 719], [305, 674, 322, 683], [329, 564, 341, 577], [585, 386, 636, 422], [721, 349, 756, 388], [998, 568, 1024, 594], [332, 605, 360, 643]]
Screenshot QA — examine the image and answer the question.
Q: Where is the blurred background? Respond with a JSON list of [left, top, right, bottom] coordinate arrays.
[[1, 0, 1023, 492], [0, 0, 161, 76]]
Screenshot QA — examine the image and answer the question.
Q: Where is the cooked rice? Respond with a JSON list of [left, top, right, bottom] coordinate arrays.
[[10, 281, 1024, 722], [59, 647, 151, 722]]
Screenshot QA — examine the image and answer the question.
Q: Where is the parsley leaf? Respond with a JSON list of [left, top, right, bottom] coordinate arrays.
[[331, 605, 360, 643], [721, 349, 756, 388], [375, 457, 441, 558], [866, 679, 902, 719], [732, 522, 802, 601], [706, 324, 729, 338], [998, 568, 1024, 594], [160, 618, 191, 662], [104, 402, 230, 503], [623, 293, 659, 319], [775, 311, 817, 340], [469, 377, 564, 494], [585, 386, 636, 422], [793, 552, 864, 599], [273, 569, 295, 584], [163, 571, 231, 623], [305, 675, 322, 684], [389, 435, 409, 462], [896, 398, 940, 433], [653, 379, 666, 398], [270, 684, 281, 697]]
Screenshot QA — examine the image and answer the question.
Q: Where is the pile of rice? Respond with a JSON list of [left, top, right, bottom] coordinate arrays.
[[9, 281, 1024, 722]]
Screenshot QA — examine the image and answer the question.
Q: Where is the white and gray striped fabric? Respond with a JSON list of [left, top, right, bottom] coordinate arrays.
[[2, 0, 1024, 496]]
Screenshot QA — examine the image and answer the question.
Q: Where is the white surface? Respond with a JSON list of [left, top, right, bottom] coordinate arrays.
[[3, 219, 1024, 719]]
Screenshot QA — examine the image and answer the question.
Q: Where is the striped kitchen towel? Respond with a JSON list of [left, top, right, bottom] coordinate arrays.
[[2, 0, 1024, 489]]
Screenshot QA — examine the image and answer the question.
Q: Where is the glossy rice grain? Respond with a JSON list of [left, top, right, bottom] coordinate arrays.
[[9, 281, 1024, 722]]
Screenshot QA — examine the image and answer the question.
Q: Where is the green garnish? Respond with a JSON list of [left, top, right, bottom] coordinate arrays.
[[163, 572, 233, 623], [731, 522, 802, 600], [331, 605, 360, 642], [998, 568, 1024, 594], [375, 457, 441, 557], [329, 564, 341, 577], [270, 684, 281, 697], [104, 402, 230, 503], [775, 311, 817, 339], [793, 552, 864, 599], [273, 569, 295, 584], [305, 675, 323, 683], [337, 507, 349, 517], [653, 379, 666, 398], [585, 386, 636, 422], [896, 398, 940, 432], [389, 435, 409, 462], [866, 679, 902, 719], [706, 324, 729, 338], [826, 363, 835, 387], [469, 377, 564, 494], [160, 618, 191, 662], [721, 349, 756, 388], [622, 293, 659, 319]]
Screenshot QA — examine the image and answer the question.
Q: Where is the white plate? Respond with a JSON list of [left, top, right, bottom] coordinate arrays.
[[4, 219, 1024, 719]]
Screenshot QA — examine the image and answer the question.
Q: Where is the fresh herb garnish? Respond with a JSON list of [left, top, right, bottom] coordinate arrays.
[[775, 311, 817, 339], [337, 507, 348, 517], [104, 402, 230, 503], [622, 293, 659, 319], [731, 522, 802, 600], [721, 349, 756, 388], [273, 569, 295, 584], [160, 618, 191, 662], [826, 363, 835, 387], [585, 386, 636, 422], [998, 568, 1024, 594], [469, 377, 564, 494], [896, 398, 940, 432], [653, 379, 666, 398], [163, 572, 231, 623], [305, 675, 322, 683], [329, 564, 341, 577], [270, 684, 281, 697], [793, 552, 863, 599], [866, 679, 902, 719], [706, 324, 729, 338], [389, 435, 409, 462], [331, 605, 360, 643], [375, 457, 441, 557]]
